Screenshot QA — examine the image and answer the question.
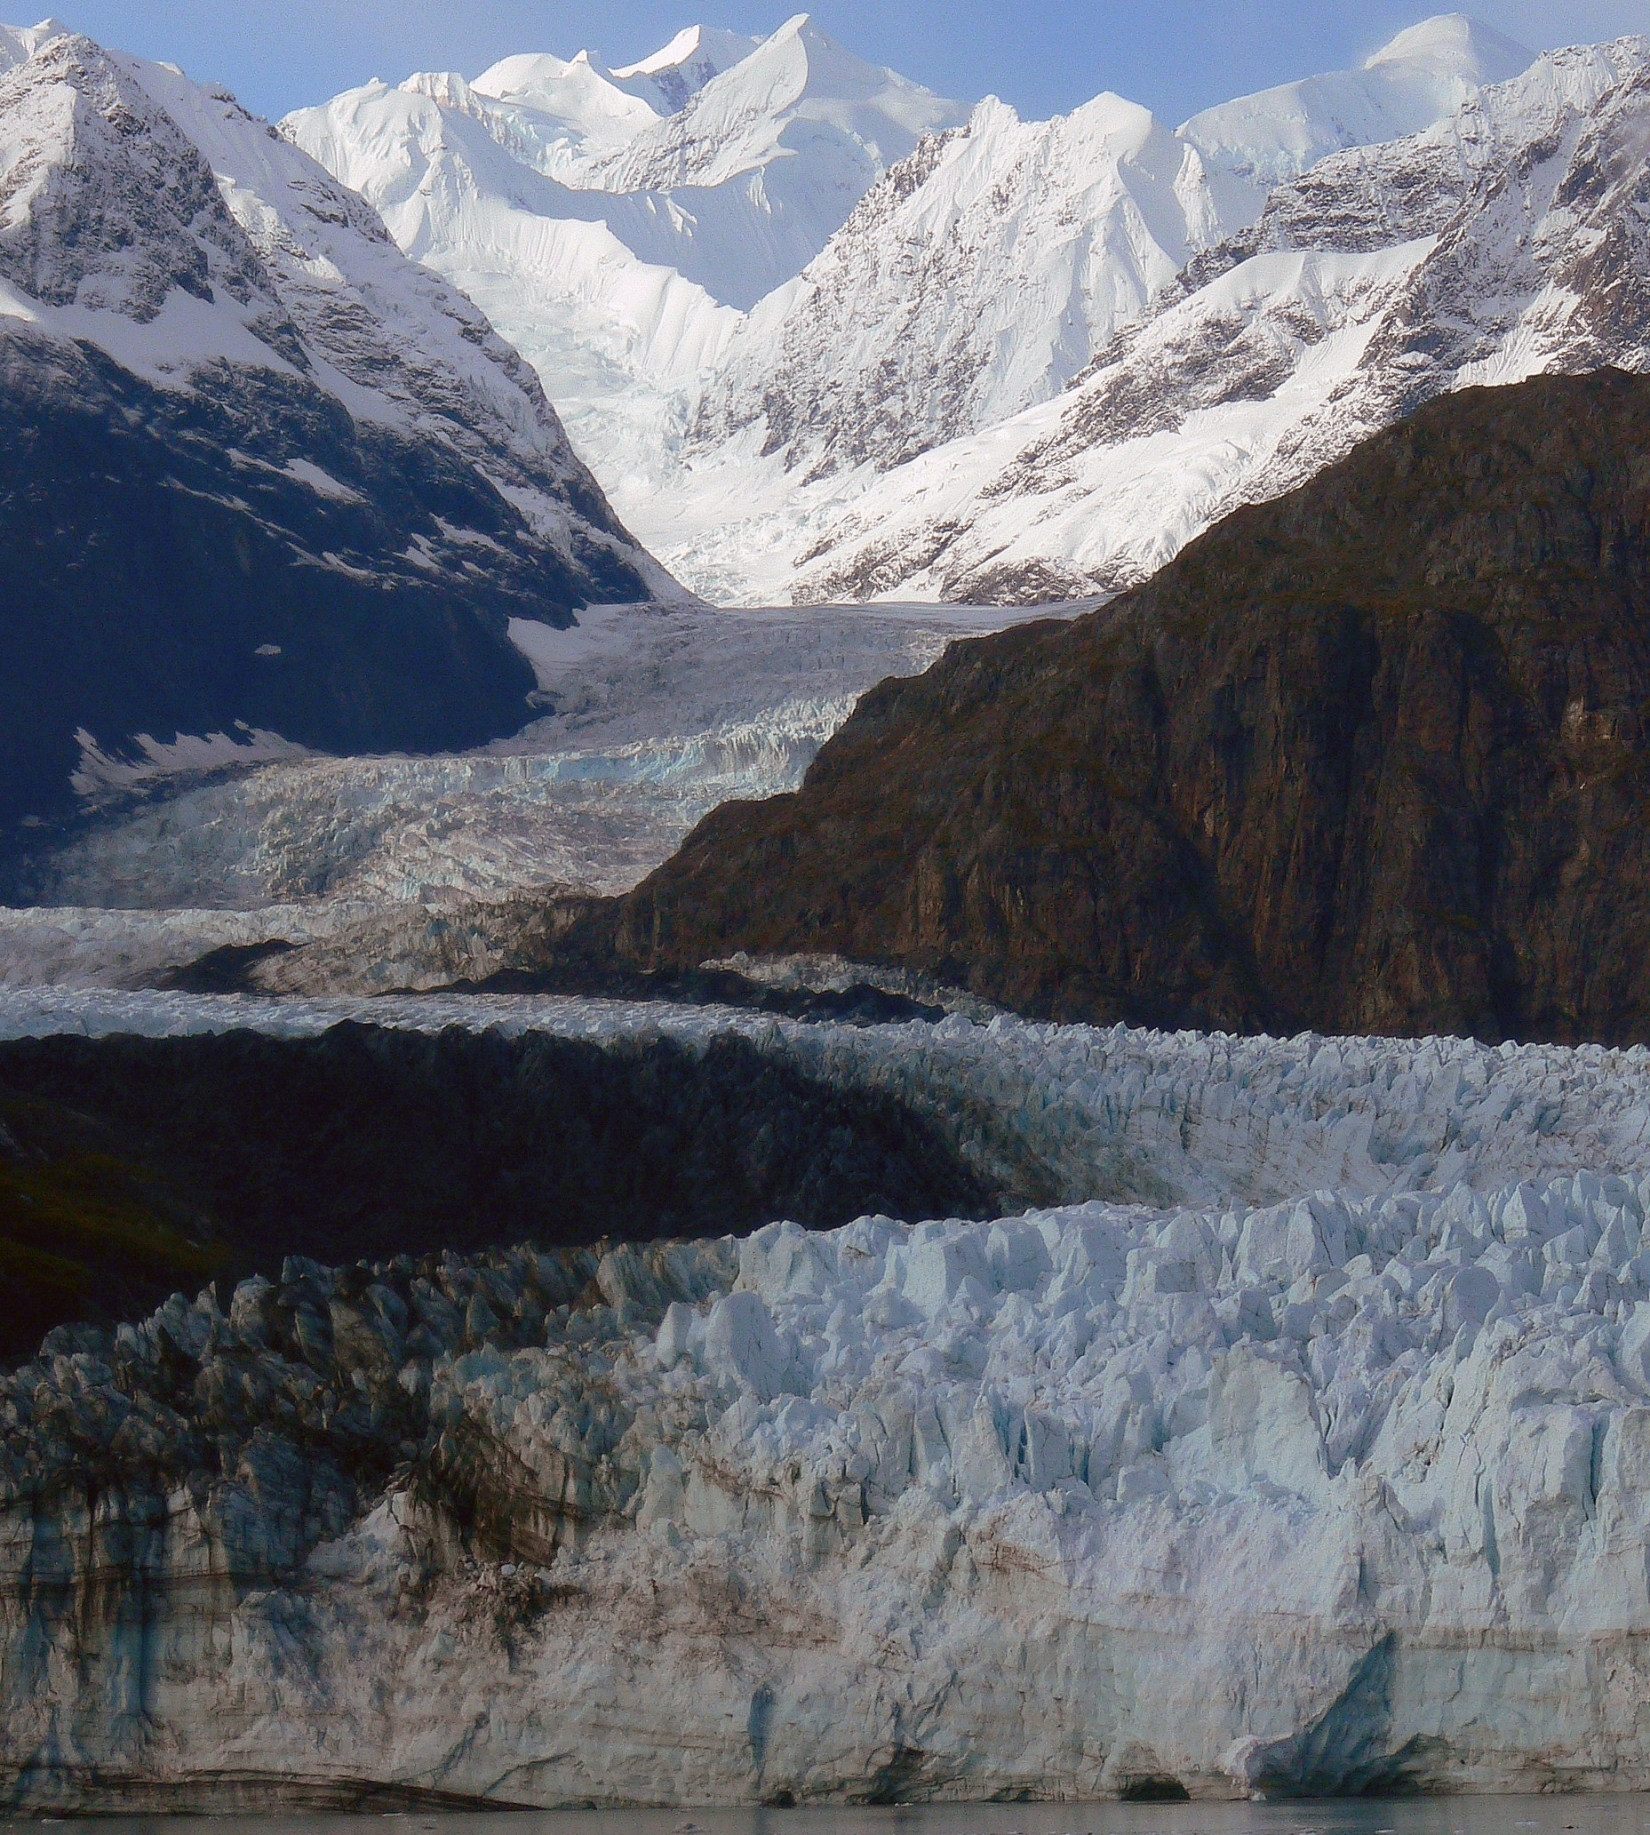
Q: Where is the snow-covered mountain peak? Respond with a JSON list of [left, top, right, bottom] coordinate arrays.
[[467, 48, 661, 157], [747, 12, 960, 148], [0, 17, 60, 70], [0, 21, 676, 836], [609, 25, 760, 112], [1363, 13, 1533, 83], [1179, 11, 1539, 190], [0, 33, 283, 338], [584, 14, 966, 194], [764, 30, 1650, 608]]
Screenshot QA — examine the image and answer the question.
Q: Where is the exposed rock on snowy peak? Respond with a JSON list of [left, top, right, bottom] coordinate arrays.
[[0, 31, 668, 839], [785, 32, 1650, 605], [285, 14, 1547, 603], [690, 15, 1543, 497], [693, 92, 1227, 478], [0, 16, 56, 69], [607, 25, 762, 115], [573, 370, 1650, 1043]]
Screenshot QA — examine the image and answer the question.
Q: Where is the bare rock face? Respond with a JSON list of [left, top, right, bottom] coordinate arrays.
[[592, 368, 1650, 1044]]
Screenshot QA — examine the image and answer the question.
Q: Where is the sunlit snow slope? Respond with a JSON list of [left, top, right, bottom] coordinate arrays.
[[786, 33, 1650, 604], [286, 13, 1607, 607], [282, 15, 965, 527]]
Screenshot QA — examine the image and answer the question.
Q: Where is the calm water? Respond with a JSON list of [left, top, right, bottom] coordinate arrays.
[[8, 1804, 1650, 1835]]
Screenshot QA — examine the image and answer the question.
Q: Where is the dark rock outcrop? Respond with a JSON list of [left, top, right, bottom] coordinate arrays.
[[577, 369, 1650, 1044], [0, 1024, 994, 1361]]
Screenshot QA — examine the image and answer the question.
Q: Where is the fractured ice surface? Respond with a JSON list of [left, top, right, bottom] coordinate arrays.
[[6, 602, 1049, 986], [2, 989, 1647, 1207], [6, 994, 1650, 1801]]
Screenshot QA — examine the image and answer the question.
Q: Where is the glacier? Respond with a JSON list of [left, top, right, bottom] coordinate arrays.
[[9, 992, 1650, 1802], [5, 601, 1056, 987]]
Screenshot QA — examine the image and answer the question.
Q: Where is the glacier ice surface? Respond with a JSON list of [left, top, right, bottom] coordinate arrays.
[[4, 600, 1054, 987], [8, 994, 1650, 1800]]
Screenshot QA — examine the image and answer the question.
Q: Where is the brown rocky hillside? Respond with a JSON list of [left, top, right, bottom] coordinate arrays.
[[570, 368, 1650, 1043]]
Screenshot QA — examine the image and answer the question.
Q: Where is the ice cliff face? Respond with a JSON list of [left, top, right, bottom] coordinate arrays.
[[10, 994, 1650, 1803]]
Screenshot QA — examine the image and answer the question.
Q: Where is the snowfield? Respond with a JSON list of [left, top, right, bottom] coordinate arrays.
[[9, 991, 1650, 1797]]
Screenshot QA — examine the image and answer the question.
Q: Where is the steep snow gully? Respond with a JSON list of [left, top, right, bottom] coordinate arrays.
[[9, 991, 1650, 1802]]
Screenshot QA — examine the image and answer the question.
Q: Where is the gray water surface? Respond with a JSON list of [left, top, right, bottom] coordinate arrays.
[[12, 1802, 1650, 1835]]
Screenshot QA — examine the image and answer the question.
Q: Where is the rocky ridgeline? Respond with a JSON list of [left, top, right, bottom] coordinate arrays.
[[12, 1162, 1650, 1804]]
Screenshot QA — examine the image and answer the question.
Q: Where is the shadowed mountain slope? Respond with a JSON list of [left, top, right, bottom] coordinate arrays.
[[580, 369, 1650, 1044], [0, 33, 669, 841], [0, 1022, 992, 1361]]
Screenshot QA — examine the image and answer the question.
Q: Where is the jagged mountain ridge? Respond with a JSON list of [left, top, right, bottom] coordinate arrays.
[[291, 13, 1640, 607], [280, 13, 966, 547], [782, 32, 1650, 604], [285, 16, 965, 315], [690, 12, 1546, 493], [692, 90, 1230, 478], [0, 29, 671, 840]]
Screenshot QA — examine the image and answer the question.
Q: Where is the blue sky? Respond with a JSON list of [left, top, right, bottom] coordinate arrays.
[[45, 1, 1650, 124]]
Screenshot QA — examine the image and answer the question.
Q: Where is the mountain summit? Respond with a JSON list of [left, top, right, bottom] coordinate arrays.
[[0, 29, 672, 840], [1179, 13, 1534, 188]]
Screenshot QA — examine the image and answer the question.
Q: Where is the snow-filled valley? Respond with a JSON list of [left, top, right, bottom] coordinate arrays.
[[10, 990, 1650, 1800]]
